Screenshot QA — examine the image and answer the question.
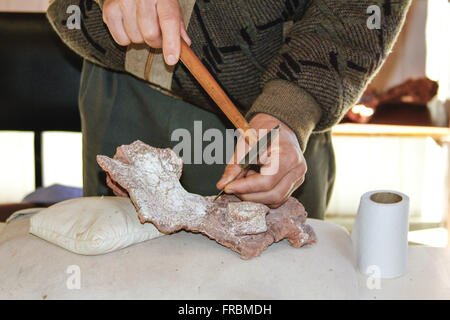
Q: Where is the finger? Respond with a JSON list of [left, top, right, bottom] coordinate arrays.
[[103, 1, 130, 46], [216, 136, 250, 189], [180, 20, 191, 46], [245, 169, 258, 177], [119, 0, 144, 43], [235, 167, 305, 207], [237, 127, 277, 167], [157, 0, 181, 65], [257, 128, 281, 165], [227, 148, 305, 194], [136, 0, 162, 48], [226, 168, 283, 194], [216, 163, 243, 190]]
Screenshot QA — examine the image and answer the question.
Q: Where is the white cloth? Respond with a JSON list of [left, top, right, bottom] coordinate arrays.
[[0, 216, 358, 299], [1, 214, 449, 299]]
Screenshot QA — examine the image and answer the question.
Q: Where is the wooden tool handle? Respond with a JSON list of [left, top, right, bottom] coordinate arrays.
[[180, 39, 257, 145]]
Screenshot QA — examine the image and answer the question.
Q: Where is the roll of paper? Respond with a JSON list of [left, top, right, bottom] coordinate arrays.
[[352, 190, 409, 279]]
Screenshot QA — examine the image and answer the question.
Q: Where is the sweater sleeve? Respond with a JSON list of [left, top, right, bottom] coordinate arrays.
[[246, 0, 411, 150], [47, 0, 126, 72]]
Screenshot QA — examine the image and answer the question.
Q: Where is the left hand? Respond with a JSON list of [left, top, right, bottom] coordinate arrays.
[[216, 113, 307, 208]]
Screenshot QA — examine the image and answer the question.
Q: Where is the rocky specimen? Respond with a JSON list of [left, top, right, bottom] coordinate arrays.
[[345, 77, 439, 123], [362, 78, 438, 110], [97, 140, 316, 259]]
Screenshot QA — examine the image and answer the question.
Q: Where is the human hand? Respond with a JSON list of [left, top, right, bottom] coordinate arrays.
[[216, 114, 307, 209], [102, 0, 191, 65]]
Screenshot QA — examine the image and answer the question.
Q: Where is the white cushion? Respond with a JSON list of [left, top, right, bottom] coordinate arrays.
[[29, 196, 164, 255]]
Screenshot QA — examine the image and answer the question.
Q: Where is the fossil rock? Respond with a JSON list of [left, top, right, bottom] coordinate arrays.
[[97, 140, 316, 259], [345, 77, 439, 124]]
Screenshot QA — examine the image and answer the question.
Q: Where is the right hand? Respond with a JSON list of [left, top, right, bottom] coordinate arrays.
[[102, 0, 191, 65]]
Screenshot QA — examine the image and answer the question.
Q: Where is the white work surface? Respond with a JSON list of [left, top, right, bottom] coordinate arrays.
[[0, 217, 449, 299]]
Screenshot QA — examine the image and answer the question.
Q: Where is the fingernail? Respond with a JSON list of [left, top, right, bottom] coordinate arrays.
[[224, 185, 234, 194], [166, 54, 177, 65]]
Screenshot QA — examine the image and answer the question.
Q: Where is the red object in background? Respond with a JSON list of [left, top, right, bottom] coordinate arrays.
[[343, 78, 439, 124]]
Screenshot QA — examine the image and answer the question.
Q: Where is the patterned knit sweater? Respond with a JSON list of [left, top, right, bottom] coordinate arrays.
[[47, 0, 410, 150]]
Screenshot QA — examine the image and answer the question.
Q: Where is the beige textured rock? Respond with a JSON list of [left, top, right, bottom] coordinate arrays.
[[97, 140, 316, 259]]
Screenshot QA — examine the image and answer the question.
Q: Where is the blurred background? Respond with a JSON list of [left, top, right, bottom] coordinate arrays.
[[0, 0, 449, 247]]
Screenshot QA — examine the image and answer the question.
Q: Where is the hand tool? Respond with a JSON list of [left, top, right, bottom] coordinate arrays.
[[178, 39, 280, 200], [213, 125, 280, 201], [179, 39, 258, 146]]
